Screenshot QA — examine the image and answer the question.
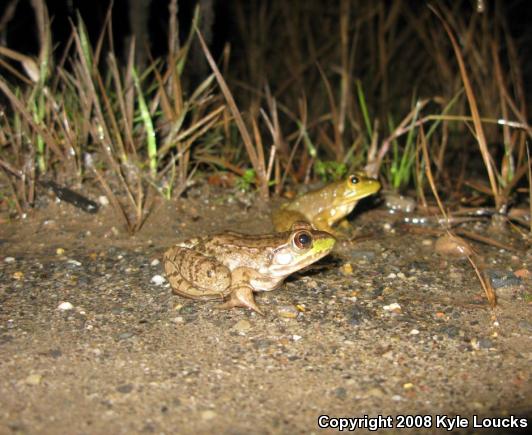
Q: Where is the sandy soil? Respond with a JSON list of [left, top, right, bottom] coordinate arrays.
[[0, 190, 531, 434]]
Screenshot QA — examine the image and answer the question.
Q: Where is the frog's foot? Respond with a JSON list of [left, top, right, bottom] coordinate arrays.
[[217, 285, 265, 316]]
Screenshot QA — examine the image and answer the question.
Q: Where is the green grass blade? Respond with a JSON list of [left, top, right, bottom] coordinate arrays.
[[132, 67, 157, 177], [356, 79, 372, 141]]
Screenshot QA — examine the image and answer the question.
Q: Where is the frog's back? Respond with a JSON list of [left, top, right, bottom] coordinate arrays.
[[272, 186, 333, 232], [202, 233, 278, 270]]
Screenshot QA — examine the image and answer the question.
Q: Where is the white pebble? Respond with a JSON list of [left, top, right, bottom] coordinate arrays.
[[292, 335, 303, 342], [150, 259, 160, 267], [201, 410, 217, 421], [383, 303, 401, 311], [386, 273, 397, 279], [57, 302, 74, 311], [4, 257, 15, 263], [67, 259, 82, 266], [98, 195, 109, 206], [151, 275, 166, 285], [409, 329, 420, 335]]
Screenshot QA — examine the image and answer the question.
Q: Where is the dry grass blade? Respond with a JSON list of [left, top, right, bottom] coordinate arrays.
[[316, 62, 343, 160], [429, 5, 501, 210], [419, 125, 496, 308], [92, 168, 131, 231], [195, 28, 269, 199], [0, 77, 63, 158], [526, 146, 532, 234]]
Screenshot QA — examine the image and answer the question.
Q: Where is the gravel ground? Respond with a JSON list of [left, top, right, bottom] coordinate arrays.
[[0, 195, 531, 434]]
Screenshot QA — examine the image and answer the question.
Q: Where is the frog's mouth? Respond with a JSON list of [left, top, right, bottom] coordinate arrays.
[[344, 180, 381, 202]]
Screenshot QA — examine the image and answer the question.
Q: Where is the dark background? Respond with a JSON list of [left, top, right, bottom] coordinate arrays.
[[2, 1, 531, 73]]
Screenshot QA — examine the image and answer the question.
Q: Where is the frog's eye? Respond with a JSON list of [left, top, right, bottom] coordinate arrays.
[[293, 230, 313, 250], [349, 175, 360, 185]]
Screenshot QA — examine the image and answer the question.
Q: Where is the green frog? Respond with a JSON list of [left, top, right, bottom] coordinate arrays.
[[272, 173, 381, 235], [163, 222, 336, 315]]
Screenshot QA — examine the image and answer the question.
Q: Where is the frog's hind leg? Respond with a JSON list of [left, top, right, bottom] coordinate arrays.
[[163, 246, 231, 300], [217, 284, 265, 316]]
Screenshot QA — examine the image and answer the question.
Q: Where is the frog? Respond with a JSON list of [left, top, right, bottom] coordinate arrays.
[[163, 222, 336, 315], [271, 172, 381, 235]]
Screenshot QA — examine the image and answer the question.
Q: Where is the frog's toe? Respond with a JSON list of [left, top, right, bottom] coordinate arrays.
[[217, 285, 265, 316]]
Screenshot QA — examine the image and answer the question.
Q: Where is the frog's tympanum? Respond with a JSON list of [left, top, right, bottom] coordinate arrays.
[[272, 173, 381, 234], [163, 222, 336, 315]]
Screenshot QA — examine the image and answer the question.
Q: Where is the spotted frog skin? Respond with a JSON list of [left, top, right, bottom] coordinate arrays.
[[163, 222, 336, 315], [272, 173, 381, 235]]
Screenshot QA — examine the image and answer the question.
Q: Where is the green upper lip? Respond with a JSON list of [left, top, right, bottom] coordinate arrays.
[[344, 181, 381, 201]]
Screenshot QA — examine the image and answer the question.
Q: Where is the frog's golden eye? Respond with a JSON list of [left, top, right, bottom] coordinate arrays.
[[293, 230, 313, 250], [349, 175, 360, 185]]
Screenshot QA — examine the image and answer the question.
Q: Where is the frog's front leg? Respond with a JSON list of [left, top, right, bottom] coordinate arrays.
[[216, 267, 265, 315], [313, 213, 342, 236], [217, 284, 264, 316]]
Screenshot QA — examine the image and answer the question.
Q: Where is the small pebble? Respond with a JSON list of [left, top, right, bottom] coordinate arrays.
[[201, 410, 217, 421], [4, 257, 15, 263], [333, 387, 347, 399], [305, 279, 318, 289], [366, 387, 385, 398], [67, 259, 82, 266], [56, 248, 65, 255], [150, 259, 160, 267], [349, 251, 376, 261], [12, 271, 24, 280], [348, 306, 370, 325], [98, 195, 110, 206], [487, 270, 522, 289], [478, 338, 494, 349], [277, 305, 299, 319], [435, 234, 473, 258], [383, 303, 401, 312], [151, 275, 166, 285], [116, 384, 134, 394], [25, 374, 42, 385], [409, 329, 420, 335], [421, 239, 433, 246], [57, 302, 74, 311], [341, 263, 353, 275], [514, 269, 530, 279], [292, 335, 302, 342], [232, 320, 252, 334]]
